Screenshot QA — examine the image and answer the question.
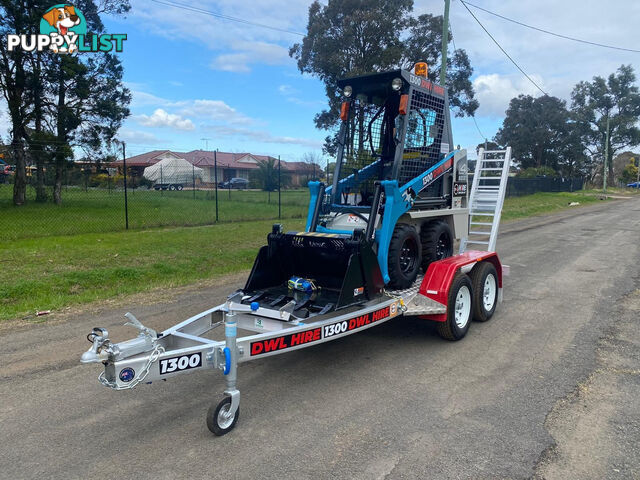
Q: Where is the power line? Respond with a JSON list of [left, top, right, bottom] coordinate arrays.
[[449, 21, 488, 142], [461, 0, 640, 54], [459, 0, 548, 96], [150, 0, 304, 36]]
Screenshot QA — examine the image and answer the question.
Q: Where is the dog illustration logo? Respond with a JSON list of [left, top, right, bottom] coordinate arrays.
[[40, 4, 87, 53]]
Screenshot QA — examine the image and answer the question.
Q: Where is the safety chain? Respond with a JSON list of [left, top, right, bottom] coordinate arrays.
[[98, 344, 165, 390]]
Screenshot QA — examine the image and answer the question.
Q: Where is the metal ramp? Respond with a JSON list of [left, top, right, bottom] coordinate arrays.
[[459, 147, 512, 253]]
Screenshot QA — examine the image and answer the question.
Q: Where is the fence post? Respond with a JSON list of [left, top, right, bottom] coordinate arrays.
[[160, 164, 163, 196], [122, 142, 129, 230], [214, 150, 219, 222], [278, 155, 281, 219], [192, 163, 196, 199]]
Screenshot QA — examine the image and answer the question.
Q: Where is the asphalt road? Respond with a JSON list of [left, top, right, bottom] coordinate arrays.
[[1, 198, 639, 480]]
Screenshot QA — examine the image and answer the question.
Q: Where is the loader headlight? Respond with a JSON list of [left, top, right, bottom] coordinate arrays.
[[391, 78, 403, 91], [343, 85, 353, 97]]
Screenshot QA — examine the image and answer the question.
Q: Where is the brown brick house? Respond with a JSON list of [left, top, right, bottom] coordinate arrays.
[[111, 150, 320, 187]]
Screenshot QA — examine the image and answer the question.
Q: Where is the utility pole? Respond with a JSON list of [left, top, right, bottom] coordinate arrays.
[[439, 0, 451, 86], [603, 115, 610, 194], [201, 137, 212, 151]]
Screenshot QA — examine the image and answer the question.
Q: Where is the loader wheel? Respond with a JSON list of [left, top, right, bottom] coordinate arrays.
[[207, 396, 239, 436], [437, 273, 472, 341], [421, 220, 453, 272], [387, 224, 421, 289], [470, 262, 498, 322]]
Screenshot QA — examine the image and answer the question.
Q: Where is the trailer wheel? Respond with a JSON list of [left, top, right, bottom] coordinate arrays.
[[420, 220, 453, 272], [177, 184, 183, 191], [387, 224, 421, 289], [169, 184, 177, 191], [207, 396, 239, 436], [470, 262, 498, 322], [437, 274, 472, 341]]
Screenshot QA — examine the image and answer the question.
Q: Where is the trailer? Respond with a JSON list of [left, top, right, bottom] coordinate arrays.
[[80, 62, 513, 436], [81, 247, 506, 435]]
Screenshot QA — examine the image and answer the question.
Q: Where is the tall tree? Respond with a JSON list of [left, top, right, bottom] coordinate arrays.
[[40, 0, 131, 204], [290, 0, 478, 154], [571, 65, 640, 186], [495, 94, 569, 171], [0, 1, 48, 205], [252, 157, 290, 191]]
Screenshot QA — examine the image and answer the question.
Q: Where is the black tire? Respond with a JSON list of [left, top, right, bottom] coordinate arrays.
[[387, 224, 422, 289], [470, 262, 498, 322], [177, 184, 183, 191], [207, 396, 239, 436], [420, 220, 453, 272], [437, 273, 473, 341]]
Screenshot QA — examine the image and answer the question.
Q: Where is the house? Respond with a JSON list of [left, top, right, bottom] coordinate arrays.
[[111, 149, 320, 187]]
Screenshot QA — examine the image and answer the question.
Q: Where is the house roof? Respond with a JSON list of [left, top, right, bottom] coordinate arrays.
[[111, 149, 319, 172]]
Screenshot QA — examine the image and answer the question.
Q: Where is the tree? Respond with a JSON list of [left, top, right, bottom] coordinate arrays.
[[571, 65, 640, 187], [290, 0, 478, 154], [0, 0, 130, 205], [302, 151, 323, 181], [252, 157, 290, 191], [620, 158, 638, 184], [495, 94, 569, 172], [0, 1, 49, 205]]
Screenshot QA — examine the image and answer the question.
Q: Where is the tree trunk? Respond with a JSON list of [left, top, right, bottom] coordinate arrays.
[[12, 138, 26, 206], [53, 61, 66, 205], [34, 51, 47, 202]]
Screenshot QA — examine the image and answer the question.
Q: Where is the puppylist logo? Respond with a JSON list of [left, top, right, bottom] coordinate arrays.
[[7, 4, 126, 54]]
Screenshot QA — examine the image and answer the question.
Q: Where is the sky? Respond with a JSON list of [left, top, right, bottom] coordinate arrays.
[[29, 0, 640, 162]]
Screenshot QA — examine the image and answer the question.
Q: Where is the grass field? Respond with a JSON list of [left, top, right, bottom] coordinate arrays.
[[0, 184, 309, 241], [0, 190, 608, 322]]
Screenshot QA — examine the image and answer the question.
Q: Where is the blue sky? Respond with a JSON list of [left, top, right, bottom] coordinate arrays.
[[96, 0, 640, 163]]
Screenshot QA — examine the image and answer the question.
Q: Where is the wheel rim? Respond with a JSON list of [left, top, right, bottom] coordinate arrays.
[[454, 285, 471, 328], [217, 404, 234, 429], [435, 232, 452, 260], [483, 274, 496, 311], [399, 238, 418, 273]]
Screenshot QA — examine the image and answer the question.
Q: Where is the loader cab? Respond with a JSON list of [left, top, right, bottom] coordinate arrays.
[[330, 68, 454, 211]]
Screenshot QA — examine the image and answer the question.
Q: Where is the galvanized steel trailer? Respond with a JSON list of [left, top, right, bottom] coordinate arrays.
[[80, 249, 504, 436]]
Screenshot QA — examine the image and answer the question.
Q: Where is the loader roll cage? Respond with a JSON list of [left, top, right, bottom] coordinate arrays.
[[328, 69, 454, 212]]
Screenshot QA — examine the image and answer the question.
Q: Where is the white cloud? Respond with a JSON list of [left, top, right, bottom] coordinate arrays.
[[211, 42, 290, 73], [473, 73, 544, 117], [117, 129, 164, 145], [137, 108, 195, 131], [204, 124, 323, 148]]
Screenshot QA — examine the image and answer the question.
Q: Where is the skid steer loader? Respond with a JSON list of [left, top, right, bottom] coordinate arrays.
[[241, 63, 469, 318]]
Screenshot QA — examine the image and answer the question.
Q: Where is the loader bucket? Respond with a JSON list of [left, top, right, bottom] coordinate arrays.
[[244, 230, 384, 312]]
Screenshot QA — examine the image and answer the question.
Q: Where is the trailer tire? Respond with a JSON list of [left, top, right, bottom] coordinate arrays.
[[420, 220, 453, 272], [207, 396, 239, 436], [437, 273, 472, 341], [177, 184, 183, 191], [387, 224, 421, 289], [470, 262, 498, 322]]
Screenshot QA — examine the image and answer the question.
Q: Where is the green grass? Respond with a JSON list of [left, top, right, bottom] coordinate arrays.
[[0, 190, 609, 322], [0, 219, 305, 322], [0, 184, 309, 241], [500, 191, 606, 221]]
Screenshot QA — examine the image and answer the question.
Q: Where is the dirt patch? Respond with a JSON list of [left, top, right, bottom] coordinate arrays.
[[534, 289, 640, 479]]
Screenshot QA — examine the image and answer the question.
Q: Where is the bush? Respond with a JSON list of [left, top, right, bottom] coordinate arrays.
[[517, 166, 557, 178]]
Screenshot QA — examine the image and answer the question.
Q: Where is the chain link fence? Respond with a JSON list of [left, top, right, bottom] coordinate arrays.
[[0, 164, 312, 241]]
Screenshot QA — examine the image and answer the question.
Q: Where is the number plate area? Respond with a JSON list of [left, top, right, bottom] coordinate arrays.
[[159, 353, 202, 375]]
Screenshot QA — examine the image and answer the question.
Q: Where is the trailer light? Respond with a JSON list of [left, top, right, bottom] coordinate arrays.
[[340, 101, 350, 121], [343, 85, 353, 97], [391, 78, 403, 91]]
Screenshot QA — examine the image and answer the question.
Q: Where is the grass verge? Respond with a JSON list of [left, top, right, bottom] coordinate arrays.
[[0, 191, 611, 322]]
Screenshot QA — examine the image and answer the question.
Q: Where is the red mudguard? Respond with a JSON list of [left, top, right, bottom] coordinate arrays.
[[418, 250, 503, 321]]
